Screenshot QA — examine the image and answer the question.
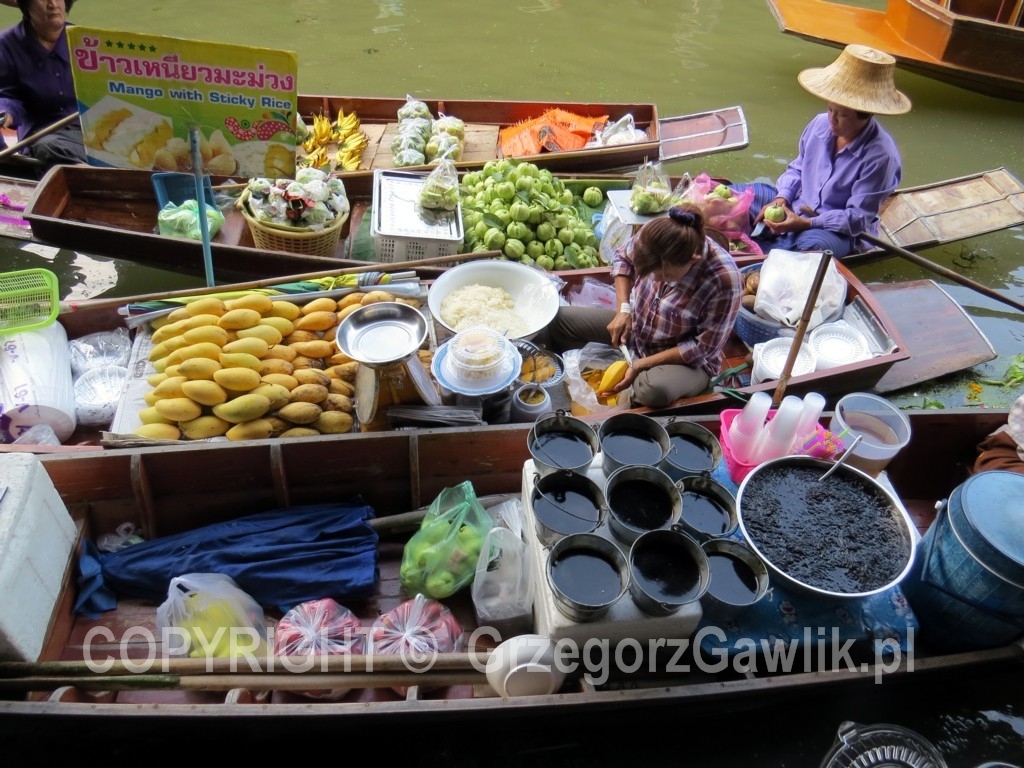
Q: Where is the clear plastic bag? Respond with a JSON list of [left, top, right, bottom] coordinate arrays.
[[68, 328, 131, 378], [157, 199, 225, 240], [753, 249, 847, 329], [397, 94, 433, 122], [370, 593, 463, 695], [399, 480, 493, 598], [679, 172, 755, 234], [563, 342, 629, 416], [273, 597, 365, 700], [629, 161, 673, 215], [471, 526, 533, 635], [419, 158, 459, 211], [157, 573, 267, 658]]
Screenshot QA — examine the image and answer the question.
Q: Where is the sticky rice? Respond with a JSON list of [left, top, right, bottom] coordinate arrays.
[[439, 284, 528, 337]]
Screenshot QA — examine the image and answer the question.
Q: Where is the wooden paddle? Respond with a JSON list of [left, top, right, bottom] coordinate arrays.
[[0, 112, 79, 161], [771, 250, 833, 406], [861, 232, 1024, 314]]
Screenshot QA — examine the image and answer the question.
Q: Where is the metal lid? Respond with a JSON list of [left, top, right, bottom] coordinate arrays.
[[955, 471, 1024, 572]]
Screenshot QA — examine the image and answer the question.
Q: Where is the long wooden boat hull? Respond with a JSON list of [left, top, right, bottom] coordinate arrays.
[[0, 408, 1020, 723], [764, 0, 1024, 101]]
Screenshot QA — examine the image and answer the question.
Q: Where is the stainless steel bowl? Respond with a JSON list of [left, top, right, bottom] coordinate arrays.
[[335, 302, 428, 369]]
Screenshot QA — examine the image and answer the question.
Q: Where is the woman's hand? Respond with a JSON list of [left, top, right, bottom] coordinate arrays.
[[764, 206, 811, 235], [607, 311, 632, 347]]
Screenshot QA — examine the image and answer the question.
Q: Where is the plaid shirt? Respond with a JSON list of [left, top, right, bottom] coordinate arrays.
[[611, 235, 743, 378]]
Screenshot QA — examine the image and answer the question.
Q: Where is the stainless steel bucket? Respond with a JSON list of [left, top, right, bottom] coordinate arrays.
[[605, 464, 682, 544], [598, 412, 670, 476], [676, 475, 738, 542], [659, 417, 723, 482], [527, 409, 599, 477], [628, 527, 710, 616], [547, 533, 629, 622], [530, 470, 607, 546], [700, 538, 770, 617]]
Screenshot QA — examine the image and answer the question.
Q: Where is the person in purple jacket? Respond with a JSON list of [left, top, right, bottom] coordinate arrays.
[[0, 0, 85, 166], [743, 45, 911, 258]]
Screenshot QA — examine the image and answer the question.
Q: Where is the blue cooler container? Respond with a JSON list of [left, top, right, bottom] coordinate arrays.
[[902, 470, 1024, 651]]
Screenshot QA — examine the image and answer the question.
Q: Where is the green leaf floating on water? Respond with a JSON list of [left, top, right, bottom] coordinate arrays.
[[979, 354, 1024, 388]]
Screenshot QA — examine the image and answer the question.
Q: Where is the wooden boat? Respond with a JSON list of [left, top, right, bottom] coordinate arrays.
[[0, 407, 1020, 723], [764, 0, 1024, 101], [1, 247, 996, 454], [21, 161, 1024, 283], [295, 96, 749, 176]]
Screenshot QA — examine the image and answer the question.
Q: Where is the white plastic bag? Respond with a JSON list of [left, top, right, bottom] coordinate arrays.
[[753, 249, 847, 330], [157, 573, 267, 658], [471, 526, 533, 633], [563, 343, 629, 416]]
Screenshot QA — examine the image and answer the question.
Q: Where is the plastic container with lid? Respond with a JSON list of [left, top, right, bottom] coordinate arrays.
[[448, 327, 512, 380]]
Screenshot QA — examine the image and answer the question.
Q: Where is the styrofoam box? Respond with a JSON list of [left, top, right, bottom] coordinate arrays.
[[0, 453, 77, 661], [522, 457, 702, 646]]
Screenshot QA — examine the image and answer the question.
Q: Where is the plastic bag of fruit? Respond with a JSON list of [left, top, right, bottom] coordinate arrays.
[[419, 158, 459, 211], [399, 480, 493, 598], [370, 594, 464, 695], [273, 597, 365, 700]]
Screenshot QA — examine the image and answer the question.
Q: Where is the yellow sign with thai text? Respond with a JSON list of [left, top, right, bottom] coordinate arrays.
[[67, 26, 297, 178]]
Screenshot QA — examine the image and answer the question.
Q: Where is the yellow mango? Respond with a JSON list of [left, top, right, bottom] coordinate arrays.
[[212, 393, 272, 424], [314, 411, 353, 434], [360, 290, 394, 305], [258, 358, 294, 377], [332, 361, 359, 382], [178, 357, 222, 381], [163, 364, 183, 379], [148, 334, 190, 362], [259, 317, 294, 338], [336, 304, 362, 323], [322, 393, 353, 413], [289, 383, 329, 404], [292, 368, 331, 388], [267, 300, 301, 320], [225, 418, 276, 441], [289, 339, 334, 359], [184, 296, 227, 317], [223, 337, 270, 358], [279, 426, 321, 438], [153, 397, 203, 422], [143, 390, 161, 406], [134, 422, 182, 440], [217, 308, 263, 330], [277, 401, 322, 425], [181, 313, 224, 331], [183, 324, 230, 347], [181, 379, 229, 406], [337, 293, 365, 310], [137, 405, 175, 425], [168, 342, 223, 366], [218, 351, 263, 371], [598, 361, 630, 393], [300, 297, 340, 315], [166, 306, 192, 323], [250, 382, 292, 411], [328, 378, 354, 397], [179, 414, 231, 440], [146, 372, 168, 388], [152, 375, 189, 399], [213, 367, 262, 392], [264, 343, 297, 362], [261, 373, 299, 391], [225, 293, 274, 314], [237, 324, 284, 345], [283, 330, 318, 344], [295, 311, 339, 332]]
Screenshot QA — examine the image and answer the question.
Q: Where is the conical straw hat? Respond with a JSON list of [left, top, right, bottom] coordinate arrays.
[[797, 45, 912, 115]]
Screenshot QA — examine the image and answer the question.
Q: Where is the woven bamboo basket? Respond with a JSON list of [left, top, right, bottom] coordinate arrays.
[[238, 189, 348, 257]]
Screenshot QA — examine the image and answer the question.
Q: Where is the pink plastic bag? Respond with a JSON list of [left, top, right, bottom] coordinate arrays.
[[681, 173, 755, 234]]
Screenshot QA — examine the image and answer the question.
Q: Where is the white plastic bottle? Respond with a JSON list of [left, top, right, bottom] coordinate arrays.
[[728, 391, 772, 464]]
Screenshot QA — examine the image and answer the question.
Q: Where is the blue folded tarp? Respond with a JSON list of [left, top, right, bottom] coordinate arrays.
[[75, 501, 379, 617]]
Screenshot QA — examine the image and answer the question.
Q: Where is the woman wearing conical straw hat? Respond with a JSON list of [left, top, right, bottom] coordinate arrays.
[[741, 45, 912, 258]]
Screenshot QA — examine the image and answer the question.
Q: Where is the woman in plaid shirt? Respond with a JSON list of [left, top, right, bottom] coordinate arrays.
[[549, 205, 743, 408]]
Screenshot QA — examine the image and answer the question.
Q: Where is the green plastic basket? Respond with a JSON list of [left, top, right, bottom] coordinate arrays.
[[0, 268, 59, 334]]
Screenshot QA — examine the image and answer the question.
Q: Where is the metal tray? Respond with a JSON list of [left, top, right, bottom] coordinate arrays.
[[371, 169, 463, 242]]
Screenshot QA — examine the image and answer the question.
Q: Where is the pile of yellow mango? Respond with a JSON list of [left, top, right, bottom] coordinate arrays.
[[136, 289, 418, 441]]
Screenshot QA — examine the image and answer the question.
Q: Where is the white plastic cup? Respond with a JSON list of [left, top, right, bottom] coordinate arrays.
[[828, 392, 912, 476], [728, 391, 771, 464], [791, 392, 826, 453], [751, 396, 802, 464]]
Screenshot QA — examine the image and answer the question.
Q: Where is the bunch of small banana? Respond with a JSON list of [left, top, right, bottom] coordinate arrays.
[[332, 110, 367, 171], [302, 113, 334, 154]]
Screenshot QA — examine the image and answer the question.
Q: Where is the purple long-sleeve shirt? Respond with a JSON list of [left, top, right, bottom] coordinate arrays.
[[0, 21, 77, 142], [774, 112, 901, 238]]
